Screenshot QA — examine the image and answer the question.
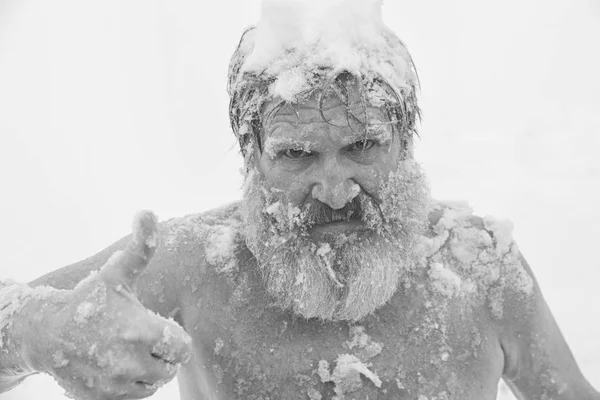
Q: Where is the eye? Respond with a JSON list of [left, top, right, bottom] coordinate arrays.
[[348, 139, 376, 152], [284, 149, 312, 159]]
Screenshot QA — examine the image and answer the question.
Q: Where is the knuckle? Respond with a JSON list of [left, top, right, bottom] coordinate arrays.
[[150, 324, 192, 364]]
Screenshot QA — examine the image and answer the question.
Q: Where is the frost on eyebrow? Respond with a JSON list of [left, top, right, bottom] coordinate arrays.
[[364, 123, 393, 145], [262, 120, 393, 159], [263, 137, 316, 158]]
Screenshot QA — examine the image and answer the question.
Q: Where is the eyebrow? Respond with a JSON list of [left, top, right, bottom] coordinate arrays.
[[263, 126, 393, 158], [263, 137, 317, 158]]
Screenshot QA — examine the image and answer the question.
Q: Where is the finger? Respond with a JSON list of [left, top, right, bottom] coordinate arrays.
[[150, 320, 193, 365], [98, 210, 159, 289], [133, 351, 181, 389], [128, 210, 159, 261]]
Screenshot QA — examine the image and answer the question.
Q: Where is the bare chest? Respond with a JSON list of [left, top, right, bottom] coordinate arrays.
[[180, 281, 503, 400]]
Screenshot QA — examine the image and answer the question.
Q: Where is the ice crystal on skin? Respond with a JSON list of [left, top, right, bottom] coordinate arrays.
[[74, 302, 97, 326], [264, 137, 315, 159], [265, 201, 281, 216], [342, 354, 382, 386], [316, 243, 345, 288], [73, 283, 107, 327], [262, 122, 393, 160], [52, 350, 69, 368], [205, 224, 239, 274], [317, 359, 331, 382], [345, 325, 383, 361], [0, 283, 60, 349], [366, 124, 394, 146], [162, 204, 242, 276], [316, 326, 384, 398], [428, 263, 475, 298], [319, 354, 382, 399]]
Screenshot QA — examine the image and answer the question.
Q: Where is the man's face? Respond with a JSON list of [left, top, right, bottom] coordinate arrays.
[[256, 97, 403, 232], [242, 90, 429, 321]]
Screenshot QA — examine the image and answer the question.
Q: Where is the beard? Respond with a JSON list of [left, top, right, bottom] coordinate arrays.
[[241, 160, 430, 322]]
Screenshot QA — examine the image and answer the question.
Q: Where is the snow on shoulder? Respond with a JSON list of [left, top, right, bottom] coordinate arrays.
[[424, 201, 534, 319], [242, 0, 416, 101]]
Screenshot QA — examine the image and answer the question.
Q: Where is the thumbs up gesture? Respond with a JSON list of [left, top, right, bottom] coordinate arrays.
[[26, 211, 192, 399]]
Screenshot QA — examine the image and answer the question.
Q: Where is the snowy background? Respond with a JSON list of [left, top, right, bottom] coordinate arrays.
[[1, 0, 599, 399]]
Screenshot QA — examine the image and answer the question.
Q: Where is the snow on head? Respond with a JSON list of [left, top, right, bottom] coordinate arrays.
[[243, 0, 414, 93], [227, 0, 420, 159], [239, 0, 416, 98]]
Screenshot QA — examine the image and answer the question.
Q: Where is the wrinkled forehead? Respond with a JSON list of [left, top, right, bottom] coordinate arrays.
[[263, 92, 391, 137]]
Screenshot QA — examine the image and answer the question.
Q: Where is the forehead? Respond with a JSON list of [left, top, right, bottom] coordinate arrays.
[[263, 93, 392, 142]]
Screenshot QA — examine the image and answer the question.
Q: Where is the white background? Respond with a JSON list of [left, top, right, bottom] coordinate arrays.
[[1, 0, 599, 399]]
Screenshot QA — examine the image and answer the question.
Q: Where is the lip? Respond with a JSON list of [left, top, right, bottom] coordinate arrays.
[[308, 219, 367, 239]]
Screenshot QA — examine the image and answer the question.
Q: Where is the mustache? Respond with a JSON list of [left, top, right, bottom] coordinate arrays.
[[303, 191, 382, 226]]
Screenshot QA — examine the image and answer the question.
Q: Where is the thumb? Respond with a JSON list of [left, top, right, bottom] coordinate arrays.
[[98, 210, 159, 290]]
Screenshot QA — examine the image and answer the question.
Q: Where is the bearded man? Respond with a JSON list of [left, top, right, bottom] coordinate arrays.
[[1, 3, 599, 399]]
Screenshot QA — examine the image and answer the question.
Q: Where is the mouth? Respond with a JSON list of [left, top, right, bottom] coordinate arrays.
[[307, 218, 367, 239], [301, 196, 371, 239]]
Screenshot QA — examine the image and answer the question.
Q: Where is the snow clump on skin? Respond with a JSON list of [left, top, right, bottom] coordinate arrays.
[[316, 326, 384, 399], [319, 354, 382, 399], [0, 283, 60, 349], [424, 201, 534, 318], [162, 204, 242, 276], [243, 0, 416, 101], [204, 224, 239, 274], [345, 325, 383, 361], [428, 263, 475, 298]]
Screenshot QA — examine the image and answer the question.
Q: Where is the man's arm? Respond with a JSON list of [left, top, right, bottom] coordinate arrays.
[[499, 255, 600, 399], [0, 281, 54, 391], [28, 234, 130, 290], [0, 212, 192, 398]]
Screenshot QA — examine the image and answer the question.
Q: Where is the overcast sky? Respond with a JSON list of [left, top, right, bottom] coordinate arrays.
[[1, 1, 599, 399]]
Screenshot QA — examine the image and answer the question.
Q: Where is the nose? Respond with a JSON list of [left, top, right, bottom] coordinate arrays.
[[311, 158, 361, 210]]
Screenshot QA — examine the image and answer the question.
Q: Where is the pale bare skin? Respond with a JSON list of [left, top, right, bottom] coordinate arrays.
[[1, 97, 599, 399]]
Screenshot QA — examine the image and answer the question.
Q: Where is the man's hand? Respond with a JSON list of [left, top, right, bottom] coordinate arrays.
[[23, 211, 192, 399]]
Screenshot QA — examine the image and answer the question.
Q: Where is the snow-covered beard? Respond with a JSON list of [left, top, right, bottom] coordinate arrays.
[[242, 159, 430, 322]]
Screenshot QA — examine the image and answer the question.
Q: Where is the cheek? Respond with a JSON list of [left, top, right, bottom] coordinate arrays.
[[354, 167, 387, 196], [256, 159, 311, 206], [356, 144, 402, 195]]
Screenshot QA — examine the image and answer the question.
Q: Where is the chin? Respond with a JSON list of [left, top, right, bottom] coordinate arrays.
[[257, 230, 407, 321]]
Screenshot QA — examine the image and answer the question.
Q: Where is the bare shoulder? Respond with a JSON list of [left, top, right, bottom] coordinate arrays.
[[423, 200, 534, 322], [425, 200, 599, 398], [136, 201, 247, 320], [30, 203, 246, 323]]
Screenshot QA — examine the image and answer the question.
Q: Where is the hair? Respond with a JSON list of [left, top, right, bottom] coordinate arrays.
[[227, 26, 421, 158]]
